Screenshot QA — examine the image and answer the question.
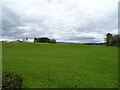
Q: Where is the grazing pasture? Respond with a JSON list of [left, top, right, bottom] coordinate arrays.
[[2, 42, 118, 88]]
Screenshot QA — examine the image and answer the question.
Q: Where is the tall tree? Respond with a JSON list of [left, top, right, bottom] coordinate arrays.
[[23, 38, 25, 42], [106, 33, 113, 46], [26, 38, 28, 42]]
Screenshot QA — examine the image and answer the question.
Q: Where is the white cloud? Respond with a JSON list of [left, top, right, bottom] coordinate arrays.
[[1, 0, 119, 43]]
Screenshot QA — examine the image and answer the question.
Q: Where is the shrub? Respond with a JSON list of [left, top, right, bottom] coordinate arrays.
[[2, 71, 24, 89]]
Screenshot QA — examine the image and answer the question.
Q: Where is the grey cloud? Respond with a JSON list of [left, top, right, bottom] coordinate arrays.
[[1, 0, 118, 43], [2, 5, 25, 38]]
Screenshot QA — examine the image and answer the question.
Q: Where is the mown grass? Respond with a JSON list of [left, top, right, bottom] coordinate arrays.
[[2, 42, 118, 88]]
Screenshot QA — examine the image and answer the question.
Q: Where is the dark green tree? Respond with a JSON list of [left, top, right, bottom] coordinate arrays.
[[34, 37, 50, 43]]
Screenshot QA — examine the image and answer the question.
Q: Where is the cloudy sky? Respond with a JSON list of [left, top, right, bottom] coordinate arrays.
[[1, 0, 119, 43]]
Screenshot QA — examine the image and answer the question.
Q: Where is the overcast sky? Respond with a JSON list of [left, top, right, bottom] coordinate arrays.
[[1, 0, 119, 43]]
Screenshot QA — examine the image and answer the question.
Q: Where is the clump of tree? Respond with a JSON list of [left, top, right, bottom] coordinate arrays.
[[49, 39, 56, 43], [105, 33, 120, 46], [16, 40, 22, 42], [34, 37, 56, 43]]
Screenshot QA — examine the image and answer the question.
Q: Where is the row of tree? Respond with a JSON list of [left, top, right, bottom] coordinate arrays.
[[34, 37, 56, 43], [105, 33, 120, 46]]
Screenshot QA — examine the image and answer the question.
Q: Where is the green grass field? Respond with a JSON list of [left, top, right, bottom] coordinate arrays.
[[2, 42, 118, 88]]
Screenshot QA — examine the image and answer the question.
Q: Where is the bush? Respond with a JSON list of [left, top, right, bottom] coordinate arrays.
[[2, 71, 24, 89]]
